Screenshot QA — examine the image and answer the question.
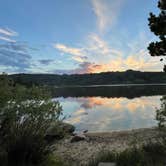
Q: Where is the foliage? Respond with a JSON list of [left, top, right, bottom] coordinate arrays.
[[148, 0, 166, 71], [156, 96, 166, 128], [0, 74, 63, 166], [42, 154, 68, 166]]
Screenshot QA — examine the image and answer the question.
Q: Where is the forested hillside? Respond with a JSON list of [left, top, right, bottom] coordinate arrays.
[[8, 70, 166, 87]]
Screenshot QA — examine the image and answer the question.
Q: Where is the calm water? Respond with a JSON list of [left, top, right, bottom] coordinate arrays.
[[53, 85, 166, 132]]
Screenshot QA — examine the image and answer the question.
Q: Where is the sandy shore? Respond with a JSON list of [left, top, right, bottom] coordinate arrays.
[[54, 127, 162, 166]]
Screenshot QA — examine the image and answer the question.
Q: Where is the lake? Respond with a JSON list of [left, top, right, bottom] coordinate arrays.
[[53, 85, 166, 132]]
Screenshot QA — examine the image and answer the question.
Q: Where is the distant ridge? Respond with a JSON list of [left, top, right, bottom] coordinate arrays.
[[8, 70, 166, 87]]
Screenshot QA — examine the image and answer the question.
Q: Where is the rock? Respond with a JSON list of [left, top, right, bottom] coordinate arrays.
[[60, 122, 75, 134], [45, 133, 64, 142], [70, 134, 86, 143], [83, 130, 88, 133], [45, 122, 75, 142]]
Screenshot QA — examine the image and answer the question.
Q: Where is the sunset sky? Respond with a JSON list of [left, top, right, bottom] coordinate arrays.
[[0, 0, 163, 74]]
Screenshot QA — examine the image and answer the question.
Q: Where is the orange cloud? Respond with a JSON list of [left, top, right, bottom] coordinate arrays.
[[54, 34, 162, 74], [77, 56, 162, 74], [80, 97, 159, 112]]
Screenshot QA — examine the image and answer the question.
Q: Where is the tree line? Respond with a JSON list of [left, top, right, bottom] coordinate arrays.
[[7, 70, 166, 87]]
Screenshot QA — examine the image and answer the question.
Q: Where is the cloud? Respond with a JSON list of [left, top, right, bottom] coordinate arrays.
[[54, 43, 84, 56], [82, 56, 161, 73], [87, 33, 111, 55], [72, 55, 88, 63], [0, 42, 32, 73], [0, 28, 18, 37], [53, 31, 163, 74], [39, 59, 54, 65], [53, 34, 122, 64], [0, 28, 35, 73], [27, 59, 64, 74], [86, 33, 122, 63], [0, 36, 16, 42], [0, 28, 18, 42], [54, 43, 88, 63], [91, 0, 124, 32], [53, 53, 161, 75], [0, 42, 30, 53], [0, 40, 64, 74]]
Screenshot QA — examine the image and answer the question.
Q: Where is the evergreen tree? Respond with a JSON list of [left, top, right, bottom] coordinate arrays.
[[148, 0, 166, 71]]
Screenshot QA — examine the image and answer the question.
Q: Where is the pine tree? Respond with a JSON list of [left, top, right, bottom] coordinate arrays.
[[148, 0, 166, 71]]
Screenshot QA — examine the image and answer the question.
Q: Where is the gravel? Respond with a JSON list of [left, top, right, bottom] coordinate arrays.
[[54, 127, 161, 166]]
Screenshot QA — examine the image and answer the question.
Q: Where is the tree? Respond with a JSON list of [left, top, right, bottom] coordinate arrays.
[[148, 0, 166, 71], [156, 96, 166, 128]]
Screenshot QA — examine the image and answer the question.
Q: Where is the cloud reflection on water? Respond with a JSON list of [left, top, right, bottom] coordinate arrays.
[[57, 96, 161, 132]]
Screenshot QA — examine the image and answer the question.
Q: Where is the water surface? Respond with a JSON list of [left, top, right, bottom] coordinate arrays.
[[53, 85, 166, 132]]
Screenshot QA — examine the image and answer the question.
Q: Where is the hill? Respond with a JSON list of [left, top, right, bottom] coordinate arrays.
[[8, 70, 166, 87]]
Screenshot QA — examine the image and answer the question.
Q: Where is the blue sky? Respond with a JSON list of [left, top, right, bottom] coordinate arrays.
[[0, 0, 163, 74]]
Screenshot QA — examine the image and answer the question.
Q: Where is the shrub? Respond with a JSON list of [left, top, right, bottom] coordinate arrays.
[[156, 96, 166, 128], [0, 74, 64, 166]]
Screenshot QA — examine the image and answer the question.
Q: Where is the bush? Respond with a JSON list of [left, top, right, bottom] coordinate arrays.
[[0, 74, 64, 166], [156, 96, 166, 128]]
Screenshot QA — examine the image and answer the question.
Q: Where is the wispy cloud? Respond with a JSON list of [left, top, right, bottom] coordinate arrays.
[[86, 33, 122, 62], [0, 36, 16, 42], [39, 59, 54, 65], [72, 55, 87, 63], [54, 33, 122, 64], [54, 44, 84, 56], [53, 43, 88, 63], [0, 42, 32, 73], [0, 28, 18, 37], [0, 27, 18, 42], [91, 0, 124, 33]]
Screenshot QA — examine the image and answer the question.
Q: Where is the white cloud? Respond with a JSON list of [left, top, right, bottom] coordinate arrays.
[[72, 55, 87, 63], [54, 43, 88, 63], [53, 34, 122, 64], [0, 28, 18, 42], [54, 43, 84, 57], [87, 33, 122, 59], [91, 0, 124, 33], [87, 33, 110, 55], [0, 28, 18, 37], [0, 36, 16, 42]]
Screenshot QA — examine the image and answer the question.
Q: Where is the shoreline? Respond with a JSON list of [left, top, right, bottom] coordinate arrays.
[[54, 83, 166, 88], [85, 126, 158, 137], [55, 127, 162, 166]]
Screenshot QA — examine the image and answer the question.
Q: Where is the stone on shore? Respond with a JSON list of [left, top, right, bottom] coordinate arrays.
[[70, 134, 87, 143], [60, 122, 75, 134], [45, 122, 75, 142]]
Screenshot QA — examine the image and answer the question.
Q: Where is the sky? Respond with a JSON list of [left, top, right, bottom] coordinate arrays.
[[0, 0, 163, 74]]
